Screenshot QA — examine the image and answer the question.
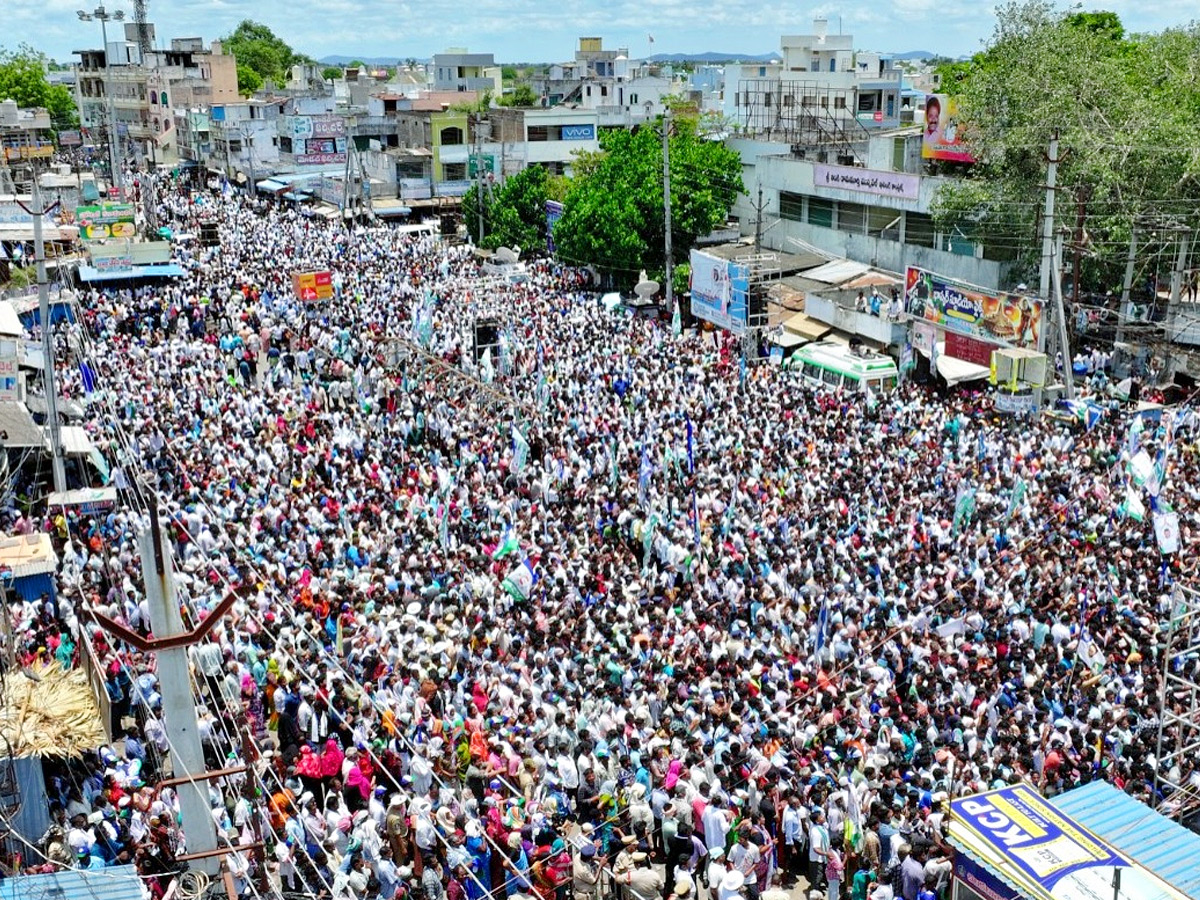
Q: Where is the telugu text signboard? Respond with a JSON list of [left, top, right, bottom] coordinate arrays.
[[689, 249, 750, 335], [813, 162, 919, 201], [76, 203, 137, 241], [905, 266, 1043, 350]]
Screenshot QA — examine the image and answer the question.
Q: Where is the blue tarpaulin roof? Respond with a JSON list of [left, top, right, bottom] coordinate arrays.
[[0, 865, 143, 900], [79, 263, 186, 282], [256, 178, 289, 192], [1054, 780, 1200, 899]]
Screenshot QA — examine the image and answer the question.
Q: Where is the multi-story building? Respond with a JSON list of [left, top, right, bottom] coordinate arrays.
[[0, 100, 54, 163], [725, 19, 906, 163], [431, 50, 501, 94], [74, 29, 238, 165], [209, 100, 282, 185], [485, 107, 600, 178], [532, 38, 678, 125]]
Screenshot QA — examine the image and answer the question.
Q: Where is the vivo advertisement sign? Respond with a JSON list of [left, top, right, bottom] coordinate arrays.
[[948, 786, 1160, 900], [561, 124, 596, 141]]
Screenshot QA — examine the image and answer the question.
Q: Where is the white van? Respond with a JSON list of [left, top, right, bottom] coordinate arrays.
[[787, 340, 899, 393]]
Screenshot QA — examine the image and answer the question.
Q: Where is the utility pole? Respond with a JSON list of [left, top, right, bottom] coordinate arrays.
[[137, 509, 220, 874], [1038, 132, 1060, 312], [1052, 230, 1075, 400], [662, 107, 674, 314], [753, 182, 766, 255], [1168, 225, 1191, 306], [474, 112, 485, 244], [1117, 224, 1137, 346], [78, 6, 126, 202], [22, 174, 67, 493], [1071, 184, 1089, 307]]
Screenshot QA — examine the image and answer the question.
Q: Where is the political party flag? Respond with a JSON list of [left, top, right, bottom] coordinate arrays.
[[671, 299, 682, 336], [1119, 486, 1145, 522], [609, 439, 620, 489], [814, 596, 830, 655], [686, 416, 695, 473], [492, 524, 519, 560], [1128, 449, 1153, 487], [511, 425, 530, 474], [480, 347, 495, 383], [501, 558, 537, 602], [843, 781, 864, 852], [439, 502, 450, 549], [638, 444, 653, 507], [951, 484, 976, 536], [1006, 475, 1027, 521], [79, 361, 98, 394]]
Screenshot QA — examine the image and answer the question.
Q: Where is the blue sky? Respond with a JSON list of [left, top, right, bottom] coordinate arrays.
[[8, 0, 1198, 64]]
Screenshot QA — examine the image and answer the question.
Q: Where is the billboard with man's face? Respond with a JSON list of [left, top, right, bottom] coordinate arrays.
[[922, 94, 975, 163]]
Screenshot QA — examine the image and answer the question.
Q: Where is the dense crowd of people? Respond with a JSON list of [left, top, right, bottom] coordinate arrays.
[[14, 177, 1200, 900]]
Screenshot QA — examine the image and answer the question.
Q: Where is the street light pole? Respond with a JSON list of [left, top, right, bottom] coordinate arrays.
[[78, 5, 126, 202]]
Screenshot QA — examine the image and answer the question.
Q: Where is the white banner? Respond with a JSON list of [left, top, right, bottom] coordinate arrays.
[[813, 163, 920, 201]]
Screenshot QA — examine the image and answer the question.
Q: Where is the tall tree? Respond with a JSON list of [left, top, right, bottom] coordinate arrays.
[[930, 3, 1200, 288], [0, 45, 78, 128], [552, 116, 743, 285], [222, 20, 310, 90]]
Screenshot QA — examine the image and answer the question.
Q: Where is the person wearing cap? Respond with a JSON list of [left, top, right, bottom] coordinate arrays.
[[614, 851, 663, 900], [717, 869, 745, 900], [706, 847, 728, 900], [573, 842, 605, 900]]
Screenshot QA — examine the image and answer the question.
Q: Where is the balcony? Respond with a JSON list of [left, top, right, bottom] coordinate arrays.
[[805, 293, 907, 346]]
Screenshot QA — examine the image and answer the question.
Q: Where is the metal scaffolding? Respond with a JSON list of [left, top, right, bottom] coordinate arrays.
[[1154, 584, 1200, 819], [735, 78, 872, 162]]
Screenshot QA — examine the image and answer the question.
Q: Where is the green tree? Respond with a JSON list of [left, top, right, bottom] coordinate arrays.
[[0, 45, 78, 128], [322, 66, 343, 82], [236, 63, 263, 95], [929, 2, 1200, 288], [222, 20, 308, 88], [498, 83, 539, 107], [476, 165, 551, 250], [552, 116, 743, 284]]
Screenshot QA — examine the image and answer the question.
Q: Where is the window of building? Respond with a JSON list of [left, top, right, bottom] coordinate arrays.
[[807, 197, 834, 228], [440, 126, 464, 145], [829, 58, 836, 73], [868, 206, 901, 240], [443, 162, 466, 180], [834, 96, 846, 109], [779, 191, 804, 222], [905, 211, 936, 248], [528, 125, 549, 141], [764, 92, 772, 108], [783, 94, 795, 108], [821, 96, 830, 109], [838, 202, 867, 233], [857, 94, 877, 113], [161, 91, 168, 105]]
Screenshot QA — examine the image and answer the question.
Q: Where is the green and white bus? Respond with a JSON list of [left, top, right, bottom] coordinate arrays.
[[787, 340, 900, 393]]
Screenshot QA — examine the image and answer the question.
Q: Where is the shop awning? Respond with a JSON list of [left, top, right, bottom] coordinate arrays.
[[54, 425, 95, 456], [0, 301, 23, 337], [45, 487, 117, 512], [0, 402, 45, 448], [935, 346, 990, 385], [281, 190, 313, 202], [78, 263, 186, 282], [768, 331, 807, 348], [373, 199, 414, 217], [256, 178, 289, 193], [782, 312, 830, 342]]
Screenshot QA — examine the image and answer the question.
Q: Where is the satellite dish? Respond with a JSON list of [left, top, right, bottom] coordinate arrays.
[[494, 246, 519, 264], [634, 280, 659, 299]]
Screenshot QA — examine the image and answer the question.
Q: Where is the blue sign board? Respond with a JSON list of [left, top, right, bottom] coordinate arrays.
[[950, 785, 1132, 899], [561, 124, 596, 141]]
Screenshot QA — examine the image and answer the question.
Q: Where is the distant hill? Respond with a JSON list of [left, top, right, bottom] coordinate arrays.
[[889, 50, 937, 60], [318, 55, 425, 66], [647, 51, 778, 64]]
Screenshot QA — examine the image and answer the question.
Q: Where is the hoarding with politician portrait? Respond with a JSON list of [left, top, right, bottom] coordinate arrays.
[[905, 266, 1042, 350], [922, 94, 974, 163], [689, 249, 750, 334]]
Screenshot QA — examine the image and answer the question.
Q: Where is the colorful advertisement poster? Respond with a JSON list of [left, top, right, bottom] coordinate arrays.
[[905, 266, 1042, 350], [813, 163, 920, 201], [76, 203, 137, 241], [689, 249, 749, 335], [544, 200, 563, 254], [949, 786, 1140, 900], [921, 94, 974, 163], [292, 270, 334, 301]]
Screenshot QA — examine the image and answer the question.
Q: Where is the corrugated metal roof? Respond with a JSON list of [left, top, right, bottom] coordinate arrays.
[[1054, 780, 1200, 899], [0, 532, 58, 577], [0, 401, 46, 448], [800, 259, 870, 285], [0, 864, 142, 900]]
